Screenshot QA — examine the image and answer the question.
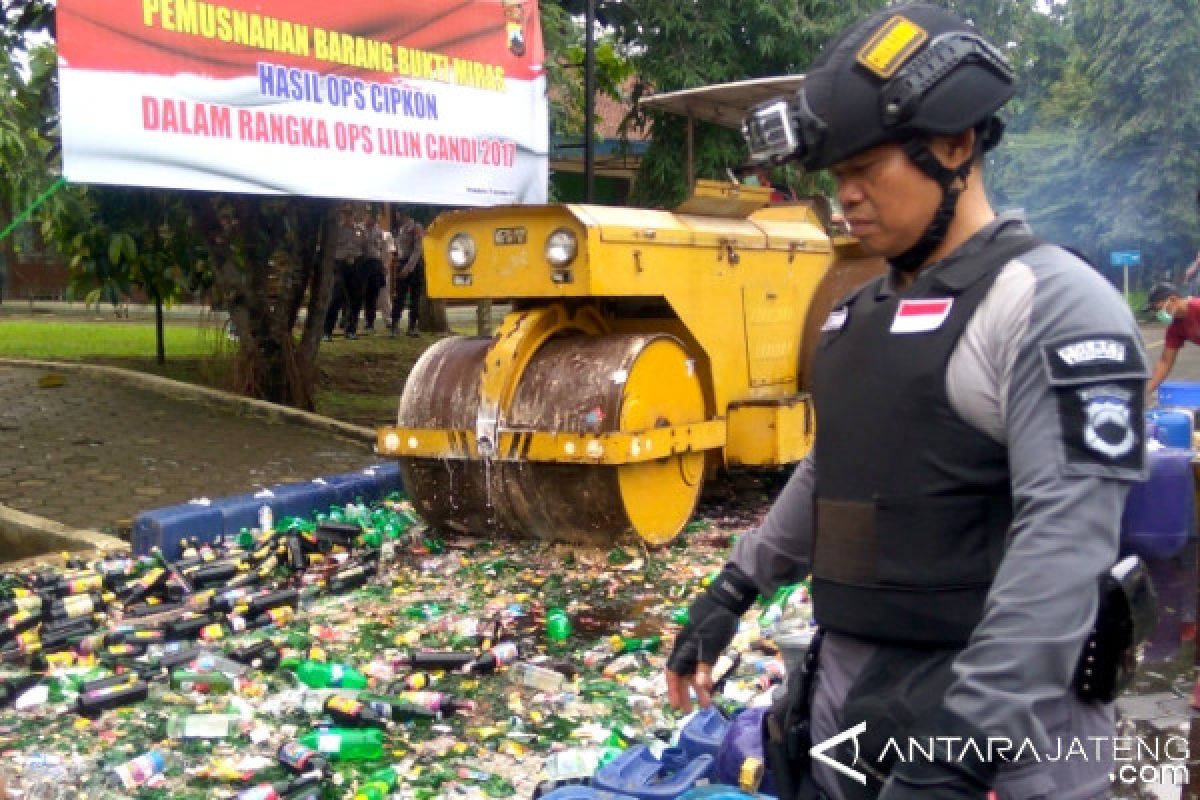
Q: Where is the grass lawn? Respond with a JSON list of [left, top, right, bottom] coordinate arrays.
[[0, 316, 464, 428], [0, 319, 224, 359]]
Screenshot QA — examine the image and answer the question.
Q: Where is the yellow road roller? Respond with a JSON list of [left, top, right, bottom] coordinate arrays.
[[376, 78, 884, 545]]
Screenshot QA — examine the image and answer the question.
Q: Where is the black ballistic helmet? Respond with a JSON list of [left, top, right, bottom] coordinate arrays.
[[798, 3, 1015, 171], [740, 5, 1015, 270]]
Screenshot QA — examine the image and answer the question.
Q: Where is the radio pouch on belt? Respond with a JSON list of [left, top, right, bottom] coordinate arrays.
[[1073, 555, 1158, 703], [765, 629, 825, 800]]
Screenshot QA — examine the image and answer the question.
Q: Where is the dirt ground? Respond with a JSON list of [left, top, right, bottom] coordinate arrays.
[[94, 330, 438, 429]]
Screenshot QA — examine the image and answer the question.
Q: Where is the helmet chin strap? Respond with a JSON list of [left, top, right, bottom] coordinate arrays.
[[889, 139, 973, 273]]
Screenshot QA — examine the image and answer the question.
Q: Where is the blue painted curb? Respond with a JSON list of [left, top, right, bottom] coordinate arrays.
[[132, 462, 403, 559]]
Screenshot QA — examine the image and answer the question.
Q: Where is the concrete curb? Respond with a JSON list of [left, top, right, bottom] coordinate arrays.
[[0, 504, 127, 559], [0, 357, 379, 559]]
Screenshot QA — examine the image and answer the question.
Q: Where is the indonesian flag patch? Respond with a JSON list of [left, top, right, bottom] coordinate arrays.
[[891, 297, 953, 334]]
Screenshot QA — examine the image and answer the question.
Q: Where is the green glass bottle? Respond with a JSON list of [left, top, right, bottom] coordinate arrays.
[[610, 634, 661, 654], [354, 765, 400, 800], [293, 660, 368, 689], [545, 608, 571, 642], [297, 727, 383, 761]]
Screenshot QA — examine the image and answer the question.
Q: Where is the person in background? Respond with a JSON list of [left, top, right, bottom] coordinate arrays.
[[667, 5, 1148, 799], [390, 211, 425, 338], [323, 205, 365, 341], [361, 212, 388, 334], [737, 163, 795, 203], [377, 213, 395, 326], [1145, 281, 1200, 403]]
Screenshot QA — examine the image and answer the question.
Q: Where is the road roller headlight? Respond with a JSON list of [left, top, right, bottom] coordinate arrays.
[[545, 228, 578, 267], [448, 233, 476, 269]]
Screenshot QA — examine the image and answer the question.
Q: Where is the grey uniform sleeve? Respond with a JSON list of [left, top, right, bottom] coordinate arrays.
[[942, 247, 1149, 749], [728, 456, 815, 597]]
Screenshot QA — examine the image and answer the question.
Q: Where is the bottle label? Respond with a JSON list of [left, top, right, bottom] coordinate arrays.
[[116, 753, 163, 789], [493, 642, 519, 665], [327, 696, 361, 715], [329, 664, 345, 685], [67, 575, 103, 594], [266, 607, 294, 626], [278, 741, 313, 769], [139, 568, 165, 588], [316, 733, 342, 753]]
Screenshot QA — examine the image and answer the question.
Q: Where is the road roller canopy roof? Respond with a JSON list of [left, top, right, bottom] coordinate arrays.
[[638, 76, 806, 130]]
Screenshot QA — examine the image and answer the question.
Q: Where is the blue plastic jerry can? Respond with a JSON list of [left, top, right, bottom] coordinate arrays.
[[679, 707, 731, 777], [539, 788, 639, 800], [676, 787, 763, 800], [1120, 446, 1195, 560], [591, 745, 714, 800]]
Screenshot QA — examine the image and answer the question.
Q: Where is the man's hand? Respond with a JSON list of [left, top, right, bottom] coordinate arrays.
[[664, 564, 757, 712], [665, 593, 741, 711]]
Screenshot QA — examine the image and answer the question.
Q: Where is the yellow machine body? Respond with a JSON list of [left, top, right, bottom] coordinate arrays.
[[377, 180, 883, 544]]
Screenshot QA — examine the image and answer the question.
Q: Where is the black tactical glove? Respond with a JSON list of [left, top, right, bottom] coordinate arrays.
[[667, 564, 758, 676], [877, 708, 996, 800]]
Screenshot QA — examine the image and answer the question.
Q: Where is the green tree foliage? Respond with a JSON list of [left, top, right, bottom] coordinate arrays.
[[603, 0, 885, 208], [47, 187, 207, 364], [0, 42, 60, 295], [996, 0, 1200, 272], [541, 2, 633, 142], [927, 0, 1071, 132]]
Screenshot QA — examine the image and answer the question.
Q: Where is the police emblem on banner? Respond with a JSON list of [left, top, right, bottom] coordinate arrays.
[[1078, 386, 1137, 460]]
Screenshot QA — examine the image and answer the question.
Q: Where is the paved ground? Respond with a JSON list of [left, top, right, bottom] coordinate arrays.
[[0, 364, 375, 537], [0, 315, 1197, 794]]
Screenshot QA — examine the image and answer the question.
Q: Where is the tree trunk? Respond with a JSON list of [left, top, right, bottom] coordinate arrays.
[[0, 197, 14, 304], [419, 296, 449, 333], [154, 293, 165, 364], [475, 300, 493, 336], [188, 195, 334, 409]]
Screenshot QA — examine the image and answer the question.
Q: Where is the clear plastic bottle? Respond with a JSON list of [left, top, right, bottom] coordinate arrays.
[[512, 661, 566, 692], [534, 747, 622, 797], [166, 713, 239, 739], [107, 750, 166, 790]]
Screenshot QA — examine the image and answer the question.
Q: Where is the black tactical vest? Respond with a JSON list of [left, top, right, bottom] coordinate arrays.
[[810, 234, 1039, 646]]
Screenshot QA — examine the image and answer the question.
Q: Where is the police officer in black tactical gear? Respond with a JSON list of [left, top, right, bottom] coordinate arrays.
[[667, 6, 1151, 799]]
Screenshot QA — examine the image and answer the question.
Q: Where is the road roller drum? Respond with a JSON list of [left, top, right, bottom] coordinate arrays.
[[399, 332, 707, 544], [377, 180, 885, 545]]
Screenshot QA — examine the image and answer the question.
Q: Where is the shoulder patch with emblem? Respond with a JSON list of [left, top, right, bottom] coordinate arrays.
[[1043, 333, 1146, 382], [1042, 333, 1147, 471]]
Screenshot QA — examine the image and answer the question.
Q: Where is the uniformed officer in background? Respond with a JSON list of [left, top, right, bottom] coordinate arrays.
[[666, 5, 1149, 799]]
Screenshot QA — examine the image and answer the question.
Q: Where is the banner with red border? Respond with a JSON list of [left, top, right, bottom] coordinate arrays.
[[57, 1, 547, 205]]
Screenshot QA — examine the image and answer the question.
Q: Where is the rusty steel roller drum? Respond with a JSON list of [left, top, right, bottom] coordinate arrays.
[[397, 333, 706, 544]]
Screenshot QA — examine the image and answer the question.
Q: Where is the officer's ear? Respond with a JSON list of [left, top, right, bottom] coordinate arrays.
[[928, 128, 978, 173]]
